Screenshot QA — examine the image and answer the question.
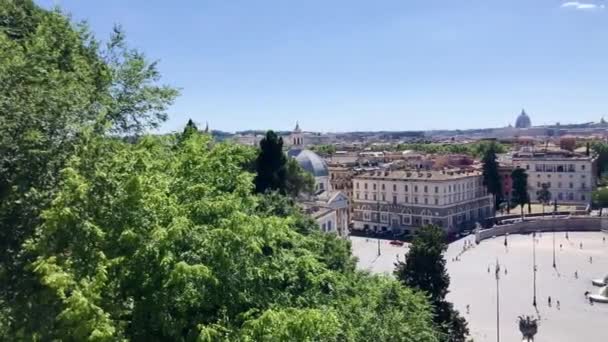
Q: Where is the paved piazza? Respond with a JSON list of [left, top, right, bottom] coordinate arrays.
[[351, 232, 608, 342]]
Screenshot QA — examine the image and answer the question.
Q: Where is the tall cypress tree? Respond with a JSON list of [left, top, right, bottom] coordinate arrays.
[[482, 142, 502, 208], [511, 168, 530, 218], [395, 225, 468, 341], [255, 131, 288, 194], [178, 119, 198, 143]]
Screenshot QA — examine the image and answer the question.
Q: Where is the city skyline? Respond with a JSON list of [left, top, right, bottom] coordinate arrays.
[[37, 0, 608, 133]]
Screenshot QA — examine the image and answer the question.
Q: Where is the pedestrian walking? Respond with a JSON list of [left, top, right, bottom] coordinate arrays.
[[557, 300, 560, 310], [560, 243, 563, 250], [548, 296, 552, 307], [466, 305, 470, 314], [590, 256, 593, 264], [575, 271, 578, 279], [504, 268, 507, 275], [585, 291, 590, 298], [580, 242, 583, 249]]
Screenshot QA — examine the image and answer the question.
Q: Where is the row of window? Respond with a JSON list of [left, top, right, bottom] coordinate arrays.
[[354, 192, 482, 205], [535, 181, 586, 189], [355, 181, 477, 193], [521, 163, 586, 173]]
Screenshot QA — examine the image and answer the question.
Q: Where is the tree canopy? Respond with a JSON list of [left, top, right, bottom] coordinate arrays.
[[3, 132, 440, 341], [395, 225, 469, 342], [481, 142, 502, 207], [511, 168, 530, 217]]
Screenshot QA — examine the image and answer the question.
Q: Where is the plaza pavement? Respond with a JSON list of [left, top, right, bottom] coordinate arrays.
[[350, 232, 608, 342]]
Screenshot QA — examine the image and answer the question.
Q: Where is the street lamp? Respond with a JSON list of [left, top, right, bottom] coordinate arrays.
[[552, 229, 556, 268], [532, 231, 537, 307], [495, 259, 501, 342]]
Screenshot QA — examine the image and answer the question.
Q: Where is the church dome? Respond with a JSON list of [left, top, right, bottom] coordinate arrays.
[[515, 109, 532, 128], [288, 149, 329, 177]]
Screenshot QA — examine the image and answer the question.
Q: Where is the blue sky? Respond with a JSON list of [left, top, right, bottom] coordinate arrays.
[[37, 0, 608, 133]]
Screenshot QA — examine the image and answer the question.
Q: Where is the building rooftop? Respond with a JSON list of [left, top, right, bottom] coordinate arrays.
[[354, 169, 482, 181]]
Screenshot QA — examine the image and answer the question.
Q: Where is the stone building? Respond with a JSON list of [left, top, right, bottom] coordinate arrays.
[[287, 131, 350, 237], [512, 149, 597, 204], [351, 169, 494, 235]]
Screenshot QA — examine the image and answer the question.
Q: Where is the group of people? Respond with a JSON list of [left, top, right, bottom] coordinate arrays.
[[452, 239, 474, 262]]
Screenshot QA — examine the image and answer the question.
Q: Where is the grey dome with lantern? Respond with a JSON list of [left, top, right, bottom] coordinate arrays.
[[515, 109, 532, 128], [288, 149, 329, 177]]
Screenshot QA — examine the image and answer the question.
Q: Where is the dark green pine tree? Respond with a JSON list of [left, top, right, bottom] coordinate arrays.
[[481, 142, 502, 208], [394, 225, 469, 342], [181, 119, 198, 139], [254, 130, 288, 194], [511, 167, 530, 218]]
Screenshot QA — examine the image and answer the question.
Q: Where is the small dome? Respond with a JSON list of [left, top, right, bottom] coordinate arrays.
[[515, 109, 532, 128], [288, 149, 329, 177]]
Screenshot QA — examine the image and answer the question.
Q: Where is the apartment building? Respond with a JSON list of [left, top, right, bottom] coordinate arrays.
[[351, 169, 494, 235]]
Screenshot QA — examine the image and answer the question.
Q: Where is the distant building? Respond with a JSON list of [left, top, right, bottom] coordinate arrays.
[[288, 132, 349, 236], [515, 109, 532, 128], [512, 149, 597, 204], [351, 169, 494, 235]]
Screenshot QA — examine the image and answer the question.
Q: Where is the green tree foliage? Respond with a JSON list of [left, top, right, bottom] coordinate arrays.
[[592, 187, 608, 215], [0, 0, 178, 323], [311, 144, 337, 156], [391, 141, 507, 158], [394, 225, 469, 342], [511, 168, 530, 217], [254, 130, 288, 194], [536, 182, 551, 215], [285, 158, 315, 197], [254, 131, 313, 197], [591, 141, 608, 177], [2, 133, 440, 341], [481, 142, 502, 207]]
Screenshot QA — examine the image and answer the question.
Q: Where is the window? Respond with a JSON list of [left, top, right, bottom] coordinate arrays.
[[364, 183, 368, 190], [393, 196, 397, 204], [547, 174, 551, 178], [373, 194, 377, 201], [414, 185, 418, 192], [424, 198, 428, 205], [364, 193, 368, 200], [405, 185, 409, 192], [558, 182, 562, 188], [381, 194, 385, 201], [393, 184, 397, 191], [356, 182, 359, 189], [356, 193, 360, 199], [526, 165, 530, 170], [424, 186, 428, 193], [435, 186, 439, 193], [448, 185, 451, 192], [434, 198, 439, 205], [405, 196, 409, 203], [322, 223, 326, 231], [327, 221, 332, 230], [569, 182, 573, 189], [414, 197, 418, 204], [319, 183, 324, 190], [373, 183, 376, 190], [364, 211, 370, 220], [381, 184, 385, 190], [402, 216, 410, 224], [582, 182, 586, 189], [381, 213, 388, 223], [537, 182, 541, 187], [582, 194, 586, 201], [582, 165, 586, 171]]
